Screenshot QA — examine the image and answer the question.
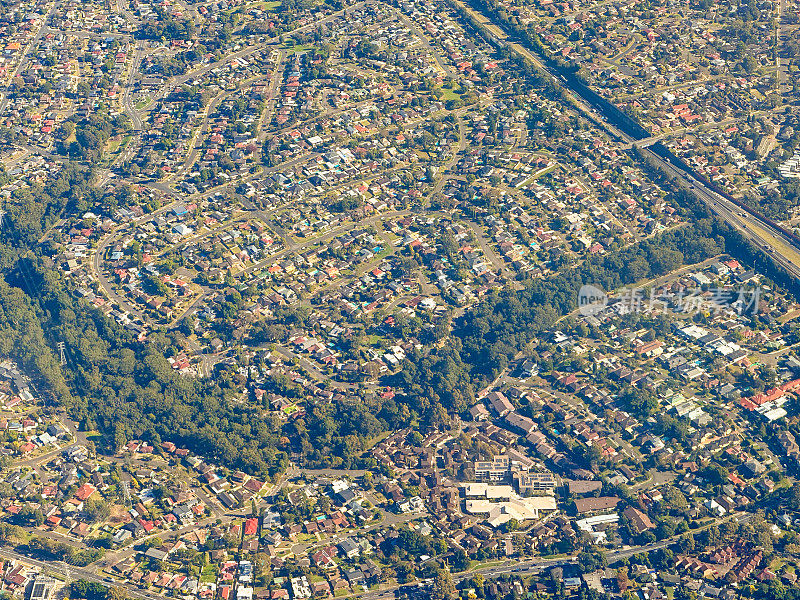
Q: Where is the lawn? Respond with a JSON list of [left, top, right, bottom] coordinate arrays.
[[370, 491, 387, 504], [439, 87, 461, 101], [366, 334, 389, 349], [107, 134, 132, 158], [283, 43, 317, 53], [236, 0, 281, 14], [742, 215, 800, 268], [468, 559, 505, 572], [200, 565, 217, 583], [375, 245, 394, 260], [364, 431, 391, 449], [106, 137, 122, 155], [769, 557, 788, 572]]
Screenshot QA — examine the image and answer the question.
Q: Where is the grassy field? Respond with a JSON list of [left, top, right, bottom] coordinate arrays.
[[518, 163, 558, 187], [283, 43, 317, 53], [240, 0, 281, 11], [107, 133, 132, 157], [440, 87, 461, 101], [364, 430, 391, 449]]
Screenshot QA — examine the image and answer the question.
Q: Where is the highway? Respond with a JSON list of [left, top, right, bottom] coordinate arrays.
[[649, 147, 800, 280], [455, 0, 800, 284], [93, 38, 147, 189]]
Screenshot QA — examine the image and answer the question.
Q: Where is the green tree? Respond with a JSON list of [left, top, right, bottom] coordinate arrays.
[[106, 587, 129, 600], [431, 568, 455, 600], [84, 496, 111, 523]]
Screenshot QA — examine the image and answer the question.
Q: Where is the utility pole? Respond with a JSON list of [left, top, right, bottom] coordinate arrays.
[[121, 479, 132, 508]]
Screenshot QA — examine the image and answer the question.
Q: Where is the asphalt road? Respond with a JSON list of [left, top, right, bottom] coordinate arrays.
[[648, 147, 800, 281], [162, 2, 371, 93], [457, 0, 800, 286], [353, 539, 677, 599], [90, 149, 318, 319], [0, 547, 172, 600], [0, 0, 58, 112], [121, 41, 147, 132]]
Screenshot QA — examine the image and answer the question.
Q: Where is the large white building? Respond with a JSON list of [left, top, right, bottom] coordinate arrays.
[[463, 483, 556, 528]]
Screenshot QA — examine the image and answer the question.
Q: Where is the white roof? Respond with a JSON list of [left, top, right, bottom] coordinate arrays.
[[463, 483, 514, 499]]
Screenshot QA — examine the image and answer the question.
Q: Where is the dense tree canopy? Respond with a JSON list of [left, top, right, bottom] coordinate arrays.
[[390, 217, 727, 424], [0, 146, 782, 479]]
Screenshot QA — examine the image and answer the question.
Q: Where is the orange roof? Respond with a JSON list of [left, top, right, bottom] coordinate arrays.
[[244, 518, 258, 536], [75, 483, 97, 501]]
